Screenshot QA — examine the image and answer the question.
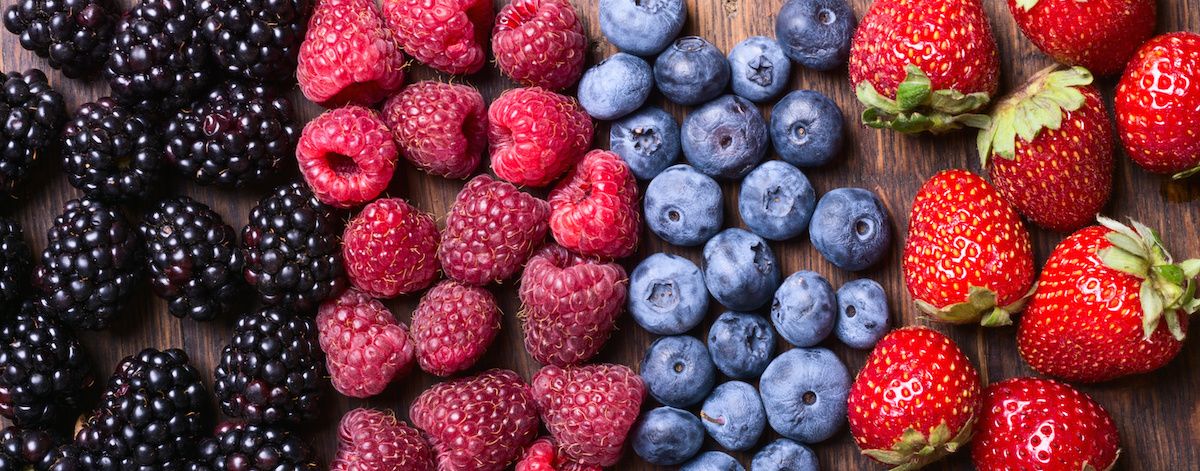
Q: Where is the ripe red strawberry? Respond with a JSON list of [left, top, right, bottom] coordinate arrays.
[[342, 198, 440, 298], [1018, 217, 1199, 383], [519, 244, 627, 367], [296, 106, 398, 208], [531, 364, 645, 467], [903, 170, 1035, 326], [410, 280, 501, 376], [381, 81, 487, 179], [848, 327, 982, 469], [492, 0, 587, 90], [297, 0, 405, 107], [548, 150, 640, 259], [516, 437, 600, 471], [410, 369, 540, 471], [971, 378, 1120, 471], [383, 0, 492, 75], [316, 288, 415, 398], [979, 66, 1114, 232], [332, 408, 435, 470], [1007, 0, 1154, 76], [489, 87, 593, 187], [438, 175, 551, 285], [848, 0, 999, 134], [1115, 32, 1200, 178]]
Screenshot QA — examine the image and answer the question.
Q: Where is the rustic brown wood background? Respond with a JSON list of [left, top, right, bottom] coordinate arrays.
[[2, 0, 1199, 468]]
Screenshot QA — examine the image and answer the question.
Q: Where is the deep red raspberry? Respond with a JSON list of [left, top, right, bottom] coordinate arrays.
[[519, 244, 627, 367], [332, 408, 434, 470], [298, 0, 405, 107], [383, 0, 493, 75], [489, 87, 593, 187], [410, 280, 501, 376], [492, 0, 587, 90], [410, 369, 540, 471], [549, 150, 640, 259], [515, 437, 601, 471], [381, 81, 488, 179], [342, 198, 440, 297], [438, 175, 550, 285], [317, 289, 416, 398], [296, 106, 398, 208], [531, 364, 645, 467]]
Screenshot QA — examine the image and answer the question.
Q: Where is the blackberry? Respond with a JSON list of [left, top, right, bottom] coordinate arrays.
[[0, 426, 80, 470], [75, 348, 210, 469], [199, 0, 311, 82], [105, 0, 211, 108], [196, 422, 319, 471], [140, 196, 245, 321], [34, 198, 142, 331], [3, 0, 115, 77], [165, 82, 299, 187], [213, 308, 324, 425], [0, 303, 94, 429], [241, 182, 345, 311], [61, 97, 163, 203], [0, 69, 66, 196], [0, 217, 31, 318]]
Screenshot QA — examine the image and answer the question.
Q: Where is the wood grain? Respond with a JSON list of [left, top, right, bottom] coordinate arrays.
[[2, 0, 1199, 469]]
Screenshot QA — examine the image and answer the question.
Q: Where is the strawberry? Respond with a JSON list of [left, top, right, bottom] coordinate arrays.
[[1018, 216, 1199, 383], [848, 0, 999, 134], [979, 66, 1114, 232], [1115, 32, 1200, 178], [902, 170, 1035, 326], [848, 326, 982, 469], [1006, 0, 1154, 76]]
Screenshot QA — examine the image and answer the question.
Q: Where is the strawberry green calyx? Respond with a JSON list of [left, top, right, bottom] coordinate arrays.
[[915, 285, 1036, 327], [861, 416, 977, 471], [1172, 164, 1200, 180], [978, 65, 1094, 166], [857, 65, 992, 135], [1096, 216, 1200, 341]]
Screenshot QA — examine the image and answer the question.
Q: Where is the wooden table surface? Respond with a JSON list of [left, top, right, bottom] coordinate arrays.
[[2, 0, 1199, 469]]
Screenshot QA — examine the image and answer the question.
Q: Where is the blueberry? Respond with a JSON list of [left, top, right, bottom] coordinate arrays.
[[681, 451, 745, 471], [640, 335, 717, 407], [610, 106, 681, 180], [751, 438, 819, 471], [728, 36, 790, 103], [707, 311, 775, 379], [770, 90, 844, 168], [599, 0, 686, 57], [578, 53, 653, 121], [629, 253, 709, 335], [703, 228, 781, 310], [700, 381, 766, 451], [771, 270, 836, 347], [632, 406, 705, 465], [645, 165, 723, 246], [683, 95, 768, 180], [654, 37, 731, 106], [775, 0, 856, 71], [835, 278, 890, 349], [738, 160, 816, 240], [809, 188, 891, 271], [759, 347, 850, 443]]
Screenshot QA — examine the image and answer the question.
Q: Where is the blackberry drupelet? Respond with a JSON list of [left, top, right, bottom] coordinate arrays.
[[34, 198, 142, 331], [241, 182, 345, 311], [165, 82, 298, 187], [61, 97, 163, 203], [0, 303, 94, 428], [196, 422, 319, 470], [213, 308, 325, 425], [3, 0, 115, 77], [140, 196, 245, 321], [199, 0, 312, 82], [75, 348, 210, 469], [0, 217, 31, 318], [0, 426, 80, 469], [0, 69, 66, 196], [105, 0, 211, 108]]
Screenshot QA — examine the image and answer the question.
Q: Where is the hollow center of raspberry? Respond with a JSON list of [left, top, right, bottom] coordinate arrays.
[[326, 153, 360, 176]]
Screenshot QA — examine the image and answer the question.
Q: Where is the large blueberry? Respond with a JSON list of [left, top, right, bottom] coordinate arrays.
[[578, 53, 653, 120], [654, 37, 731, 106], [610, 106, 681, 180], [707, 311, 775, 379], [759, 347, 850, 443], [809, 188, 891, 271], [738, 160, 816, 240], [640, 335, 717, 407], [700, 381, 766, 451], [599, 0, 686, 56], [728, 36, 791, 103], [632, 406, 705, 465], [703, 228, 781, 310], [645, 165, 723, 246], [775, 0, 856, 71], [771, 270, 836, 347], [629, 253, 709, 335], [681, 451, 745, 471], [835, 278, 890, 349], [751, 438, 819, 471], [770, 90, 844, 168], [683, 95, 768, 180]]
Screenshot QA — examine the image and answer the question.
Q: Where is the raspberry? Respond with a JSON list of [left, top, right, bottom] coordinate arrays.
[[381, 81, 487, 179], [489, 87, 593, 187], [531, 364, 645, 467], [438, 175, 550, 285], [515, 437, 600, 471], [331, 408, 434, 470], [549, 150, 641, 259], [492, 0, 586, 90], [410, 280, 500, 376], [410, 369, 540, 471], [297, 106, 398, 208], [519, 244, 627, 366], [317, 288, 415, 398], [383, 0, 492, 75], [298, 0, 405, 107], [342, 198, 440, 297]]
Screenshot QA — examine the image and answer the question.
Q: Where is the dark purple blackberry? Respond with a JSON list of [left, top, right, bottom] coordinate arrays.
[[0, 217, 31, 318], [3, 0, 115, 77], [213, 308, 324, 425], [104, 0, 211, 109], [241, 182, 345, 311], [197, 422, 318, 471], [75, 348, 210, 469], [0, 303, 94, 429], [34, 198, 142, 331], [0, 69, 66, 196], [139, 196, 244, 321], [61, 97, 163, 203], [0, 426, 79, 470], [198, 0, 311, 82], [165, 82, 298, 187]]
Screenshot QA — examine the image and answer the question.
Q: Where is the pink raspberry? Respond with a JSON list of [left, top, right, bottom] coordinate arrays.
[[331, 408, 434, 470], [438, 175, 550, 285], [489, 87, 593, 187], [410, 369, 540, 471], [297, 0, 405, 107], [381, 81, 488, 179], [317, 289, 416, 398], [531, 364, 645, 467], [492, 0, 587, 90], [515, 437, 601, 471], [549, 150, 641, 259], [342, 198, 440, 297], [410, 280, 501, 376], [383, 0, 493, 75], [296, 106, 398, 208]]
